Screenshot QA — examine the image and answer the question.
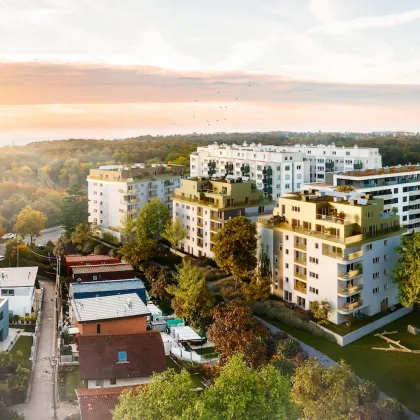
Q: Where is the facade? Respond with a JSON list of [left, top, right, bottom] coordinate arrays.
[[68, 263, 136, 284], [65, 255, 120, 276], [0, 298, 9, 342], [78, 332, 166, 388], [172, 176, 275, 257], [0, 267, 37, 316], [87, 164, 185, 237], [190, 142, 381, 192], [190, 142, 308, 198], [70, 293, 150, 335], [258, 189, 404, 324], [69, 279, 147, 304], [323, 164, 420, 233]]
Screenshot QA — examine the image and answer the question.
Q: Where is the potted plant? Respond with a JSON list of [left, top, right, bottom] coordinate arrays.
[[338, 211, 346, 224]]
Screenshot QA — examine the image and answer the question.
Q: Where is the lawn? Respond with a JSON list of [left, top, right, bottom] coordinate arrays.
[[260, 312, 420, 415], [59, 366, 85, 401], [9, 324, 35, 333], [10, 335, 33, 360]]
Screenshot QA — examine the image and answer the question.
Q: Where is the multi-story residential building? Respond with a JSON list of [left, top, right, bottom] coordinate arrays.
[[172, 176, 275, 257], [321, 164, 420, 233], [258, 189, 404, 325], [190, 142, 381, 192], [87, 164, 185, 240], [190, 143, 308, 198]]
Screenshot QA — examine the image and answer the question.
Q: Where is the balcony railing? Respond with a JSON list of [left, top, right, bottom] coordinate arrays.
[[339, 300, 363, 312], [210, 214, 223, 222], [294, 283, 307, 294], [294, 271, 307, 281], [338, 284, 363, 295], [338, 269, 362, 279], [294, 257, 307, 266], [294, 242, 307, 251], [197, 220, 203, 227], [121, 199, 138, 205], [197, 231, 203, 239], [324, 250, 363, 261]]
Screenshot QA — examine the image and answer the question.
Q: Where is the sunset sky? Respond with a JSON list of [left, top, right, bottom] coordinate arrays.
[[1, 0, 420, 143]]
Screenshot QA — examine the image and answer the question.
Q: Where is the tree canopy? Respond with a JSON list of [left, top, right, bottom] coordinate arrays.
[[136, 197, 170, 241], [15, 205, 47, 243], [59, 184, 88, 234], [162, 217, 187, 249]]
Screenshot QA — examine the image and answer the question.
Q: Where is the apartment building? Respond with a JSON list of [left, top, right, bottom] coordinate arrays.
[[172, 176, 275, 258], [322, 164, 420, 233], [190, 142, 381, 192], [87, 164, 185, 239], [190, 142, 308, 198], [258, 189, 404, 325]]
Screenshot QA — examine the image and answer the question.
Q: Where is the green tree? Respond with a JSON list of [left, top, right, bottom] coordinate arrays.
[[394, 233, 420, 306], [310, 300, 331, 321], [167, 258, 214, 331], [60, 184, 88, 234], [150, 268, 176, 301], [15, 205, 47, 244], [212, 216, 257, 286], [243, 246, 272, 302], [0, 401, 24, 420], [118, 240, 155, 270], [335, 185, 355, 193], [70, 222, 99, 252], [207, 301, 269, 367], [113, 369, 199, 420], [161, 217, 187, 249], [121, 215, 137, 243], [137, 197, 170, 241]]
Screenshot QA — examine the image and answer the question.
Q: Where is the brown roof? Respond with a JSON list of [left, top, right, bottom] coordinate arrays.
[[65, 255, 119, 263], [71, 263, 134, 275], [76, 386, 141, 420], [79, 332, 166, 381]]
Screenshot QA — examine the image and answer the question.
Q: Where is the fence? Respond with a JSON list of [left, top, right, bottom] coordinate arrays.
[[313, 306, 413, 346], [170, 346, 218, 365]]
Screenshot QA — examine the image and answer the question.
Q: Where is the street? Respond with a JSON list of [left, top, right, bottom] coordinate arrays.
[[0, 226, 64, 257]]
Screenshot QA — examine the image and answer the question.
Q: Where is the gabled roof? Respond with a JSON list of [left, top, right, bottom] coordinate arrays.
[[71, 263, 134, 275], [0, 267, 38, 288], [78, 332, 166, 380], [65, 255, 119, 263], [76, 386, 142, 420], [69, 279, 144, 295], [71, 293, 150, 322]]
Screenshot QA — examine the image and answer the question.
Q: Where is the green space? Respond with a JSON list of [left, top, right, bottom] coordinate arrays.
[[165, 356, 204, 388], [59, 366, 85, 401], [9, 324, 35, 333], [260, 312, 420, 415], [10, 335, 33, 360]]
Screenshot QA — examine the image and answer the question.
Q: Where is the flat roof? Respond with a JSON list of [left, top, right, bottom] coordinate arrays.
[[0, 267, 38, 288], [70, 279, 144, 294], [337, 164, 420, 178], [169, 326, 202, 341], [71, 263, 133, 275], [71, 293, 150, 322]]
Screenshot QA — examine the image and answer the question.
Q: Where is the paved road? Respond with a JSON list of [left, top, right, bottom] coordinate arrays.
[[15, 279, 78, 420], [0, 226, 64, 257]]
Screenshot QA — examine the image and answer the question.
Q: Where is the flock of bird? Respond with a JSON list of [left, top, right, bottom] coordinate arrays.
[[172, 84, 253, 127]]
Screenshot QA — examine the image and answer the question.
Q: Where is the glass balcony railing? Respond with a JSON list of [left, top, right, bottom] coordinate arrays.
[[338, 268, 362, 279], [338, 284, 363, 295], [338, 300, 363, 312]]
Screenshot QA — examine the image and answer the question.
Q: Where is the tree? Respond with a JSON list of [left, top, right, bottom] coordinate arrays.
[[70, 222, 99, 252], [243, 246, 272, 302], [394, 233, 420, 306], [150, 268, 176, 301], [161, 217, 187, 249], [113, 369, 199, 420], [212, 216, 257, 285], [118, 240, 155, 270], [121, 215, 137, 243], [137, 197, 170, 241], [207, 301, 270, 367], [143, 264, 161, 288], [0, 220, 5, 238], [0, 402, 24, 420], [167, 258, 214, 331], [310, 300, 331, 321], [336, 185, 355, 193], [15, 205, 47, 244], [60, 184, 88, 234], [200, 354, 298, 420], [53, 234, 76, 256]]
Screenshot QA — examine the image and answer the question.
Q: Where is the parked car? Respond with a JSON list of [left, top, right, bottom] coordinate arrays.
[[1, 233, 15, 240], [0, 255, 5, 262]]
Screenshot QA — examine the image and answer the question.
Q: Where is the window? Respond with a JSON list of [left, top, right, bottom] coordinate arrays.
[[373, 257, 380, 264], [373, 272, 380, 279], [284, 291, 292, 301], [285, 165, 290, 171], [309, 257, 319, 264], [285, 184, 290, 189], [285, 277, 289, 283], [384, 284, 389, 290], [366, 212, 373, 219], [292, 206, 300, 212], [314, 243, 319, 249], [373, 287, 380, 295], [285, 263, 289, 269], [95, 380, 104, 387], [384, 269, 389, 276], [285, 235, 289, 240], [110, 378, 117, 385], [384, 254, 389, 261], [297, 165, 301, 170], [97, 324, 101, 334], [118, 351, 128, 363], [0, 311, 3, 321], [309, 272, 319, 279], [366, 244, 373, 251], [93, 275, 98, 281], [1, 289, 14, 296], [384, 239, 388, 246], [309, 287, 319, 295]]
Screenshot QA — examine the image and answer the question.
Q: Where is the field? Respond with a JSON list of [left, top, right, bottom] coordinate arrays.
[[260, 312, 420, 415]]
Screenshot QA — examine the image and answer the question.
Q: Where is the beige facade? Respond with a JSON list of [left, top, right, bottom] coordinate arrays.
[[172, 177, 275, 257], [259, 189, 405, 324]]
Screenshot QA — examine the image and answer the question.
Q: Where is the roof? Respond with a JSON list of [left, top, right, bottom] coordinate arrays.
[[71, 293, 150, 322], [0, 267, 38, 288], [71, 263, 134, 275], [78, 332, 166, 380], [338, 164, 420, 178], [65, 255, 119, 263], [169, 326, 202, 341], [70, 279, 144, 295], [76, 386, 142, 420]]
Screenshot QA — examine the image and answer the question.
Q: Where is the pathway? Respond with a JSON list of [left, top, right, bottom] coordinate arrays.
[[260, 318, 420, 420]]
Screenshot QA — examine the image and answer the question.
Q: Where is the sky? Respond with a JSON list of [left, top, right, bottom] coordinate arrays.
[[1, 0, 420, 144]]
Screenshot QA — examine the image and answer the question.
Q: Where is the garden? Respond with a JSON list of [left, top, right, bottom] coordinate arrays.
[[58, 365, 85, 402]]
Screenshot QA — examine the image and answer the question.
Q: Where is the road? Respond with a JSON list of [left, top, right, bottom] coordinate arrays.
[[0, 226, 64, 257]]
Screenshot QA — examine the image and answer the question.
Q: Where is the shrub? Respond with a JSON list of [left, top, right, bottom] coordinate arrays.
[[101, 232, 119, 245], [30, 314, 37, 324], [358, 379, 379, 405], [276, 338, 301, 360], [273, 359, 295, 378]]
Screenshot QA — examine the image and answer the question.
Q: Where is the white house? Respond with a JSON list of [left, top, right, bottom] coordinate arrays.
[[0, 267, 38, 316]]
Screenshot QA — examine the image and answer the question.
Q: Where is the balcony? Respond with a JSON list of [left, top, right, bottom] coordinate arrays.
[[294, 271, 307, 281], [338, 284, 363, 296], [197, 231, 203, 239], [197, 220, 203, 227], [324, 250, 363, 261], [338, 268, 362, 279], [294, 257, 307, 266], [210, 213, 223, 222], [197, 209, 203, 217], [210, 223, 220, 232], [197, 239, 204, 248], [294, 281, 307, 294], [121, 198, 138, 205], [294, 242, 307, 251], [316, 214, 347, 225], [338, 299, 363, 313]]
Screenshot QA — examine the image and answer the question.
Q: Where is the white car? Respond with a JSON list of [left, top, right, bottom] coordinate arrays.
[[0, 255, 5, 261], [1, 233, 15, 240]]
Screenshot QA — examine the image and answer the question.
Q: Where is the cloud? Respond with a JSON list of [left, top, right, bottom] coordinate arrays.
[[309, 7, 420, 34], [310, 0, 341, 24]]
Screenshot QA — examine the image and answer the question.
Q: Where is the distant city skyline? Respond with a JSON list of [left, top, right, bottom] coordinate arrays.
[[1, 0, 420, 143]]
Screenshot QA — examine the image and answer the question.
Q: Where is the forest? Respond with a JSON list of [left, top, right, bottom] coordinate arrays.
[[0, 132, 419, 231]]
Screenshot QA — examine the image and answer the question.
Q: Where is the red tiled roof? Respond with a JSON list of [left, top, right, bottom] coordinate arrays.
[[78, 332, 166, 381], [76, 386, 141, 420], [71, 264, 134, 275], [65, 255, 119, 263]]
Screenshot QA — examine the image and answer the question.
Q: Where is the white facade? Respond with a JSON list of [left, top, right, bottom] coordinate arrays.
[[87, 164, 183, 235], [191, 142, 381, 190], [87, 376, 150, 389], [0, 267, 37, 316]]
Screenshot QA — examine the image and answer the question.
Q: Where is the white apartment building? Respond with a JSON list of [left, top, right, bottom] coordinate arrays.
[[258, 189, 404, 325], [190, 142, 308, 198], [0, 267, 38, 316], [172, 176, 275, 258], [87, 164, 185, 240], [190, 142, 381, 190]]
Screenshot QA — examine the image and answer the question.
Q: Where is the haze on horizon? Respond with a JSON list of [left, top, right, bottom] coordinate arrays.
[[1, 0, 420, 144]]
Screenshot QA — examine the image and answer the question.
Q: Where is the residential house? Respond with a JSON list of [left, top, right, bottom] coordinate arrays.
[[65, 255, 120, 276], [68, 263, 136, 285]]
